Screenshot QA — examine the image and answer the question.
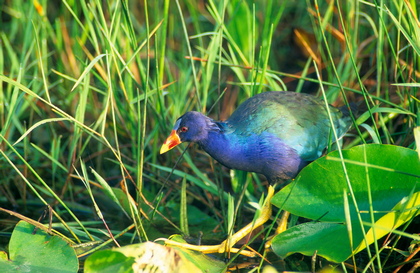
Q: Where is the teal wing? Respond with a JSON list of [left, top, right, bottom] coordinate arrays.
[[226, 91, 352, 161]]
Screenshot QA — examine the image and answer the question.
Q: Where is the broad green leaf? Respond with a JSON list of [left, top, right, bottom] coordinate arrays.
[[272, 144, 419, 222], [271, 144, 420, 262], [354, 191, 420, 253], [0, 221, 78, 273], [271, 222, 361, 262], [271, 192, 420, 262], [84, 250, 134, 273]]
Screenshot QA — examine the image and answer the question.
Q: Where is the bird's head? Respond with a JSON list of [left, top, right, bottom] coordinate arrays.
[[160, 111, 216, 154]]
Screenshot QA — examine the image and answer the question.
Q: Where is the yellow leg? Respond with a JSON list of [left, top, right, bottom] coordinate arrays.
[[265, 210, 290, 250], [162, 185, 276, 257], [276, 210, 290, 234]]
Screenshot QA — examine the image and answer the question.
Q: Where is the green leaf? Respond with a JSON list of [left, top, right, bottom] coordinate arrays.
[[92, 168, 134, 218], [0, 221, 78, 273], [270, 144, 420, 262], [226, 0, 253, 54], [271, 192, 420, 263], [271, 222, 361, 262], [70, 53, 106, 92], [354, 191, 420, 253], [272, 144, 419, 222], [84, 250, 134, 273]]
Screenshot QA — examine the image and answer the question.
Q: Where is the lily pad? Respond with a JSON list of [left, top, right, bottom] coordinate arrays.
[[271, 222, 358, 262], [0, 221, 78, 273], [273, 144, 419, 222], [272, 191, 420, 262], [271, 144, 420, 262]]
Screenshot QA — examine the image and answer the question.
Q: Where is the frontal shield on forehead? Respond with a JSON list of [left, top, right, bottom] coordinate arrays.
[[172, 118, 182, 130]]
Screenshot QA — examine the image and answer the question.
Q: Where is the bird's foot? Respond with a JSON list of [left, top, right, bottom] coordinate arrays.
[[162, 238, 257, 257], [161, 185, 276, 257]]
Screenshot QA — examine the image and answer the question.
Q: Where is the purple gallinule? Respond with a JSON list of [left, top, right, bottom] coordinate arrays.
[[160, 91, 355, 256]]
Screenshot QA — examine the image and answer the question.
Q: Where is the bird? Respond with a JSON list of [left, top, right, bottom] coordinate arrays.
[[160, 91, 356, 256]]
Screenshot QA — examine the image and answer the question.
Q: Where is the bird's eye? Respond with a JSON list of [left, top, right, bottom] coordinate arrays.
[[180, 126, 188, 132]]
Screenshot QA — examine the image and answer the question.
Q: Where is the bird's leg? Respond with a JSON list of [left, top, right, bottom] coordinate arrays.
[[264, 210, 291, 250], [217, 184, 275, 253], [162, 185, 275, 257], [276, 210, 291, 234]]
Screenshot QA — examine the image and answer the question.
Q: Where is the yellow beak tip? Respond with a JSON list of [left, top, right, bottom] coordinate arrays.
[[160, 145, 170, 154], [160, 130, 181, 154]]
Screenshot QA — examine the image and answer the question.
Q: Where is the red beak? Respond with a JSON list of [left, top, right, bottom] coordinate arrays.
[[160, 130, 182, 154]]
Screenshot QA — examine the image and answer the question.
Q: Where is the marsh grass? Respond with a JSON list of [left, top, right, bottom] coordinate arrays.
[[0, 0, 418, 272]]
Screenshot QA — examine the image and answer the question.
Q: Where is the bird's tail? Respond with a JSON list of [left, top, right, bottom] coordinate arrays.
[[335, 101, 361, 139], [339, 102, 359, 119]]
